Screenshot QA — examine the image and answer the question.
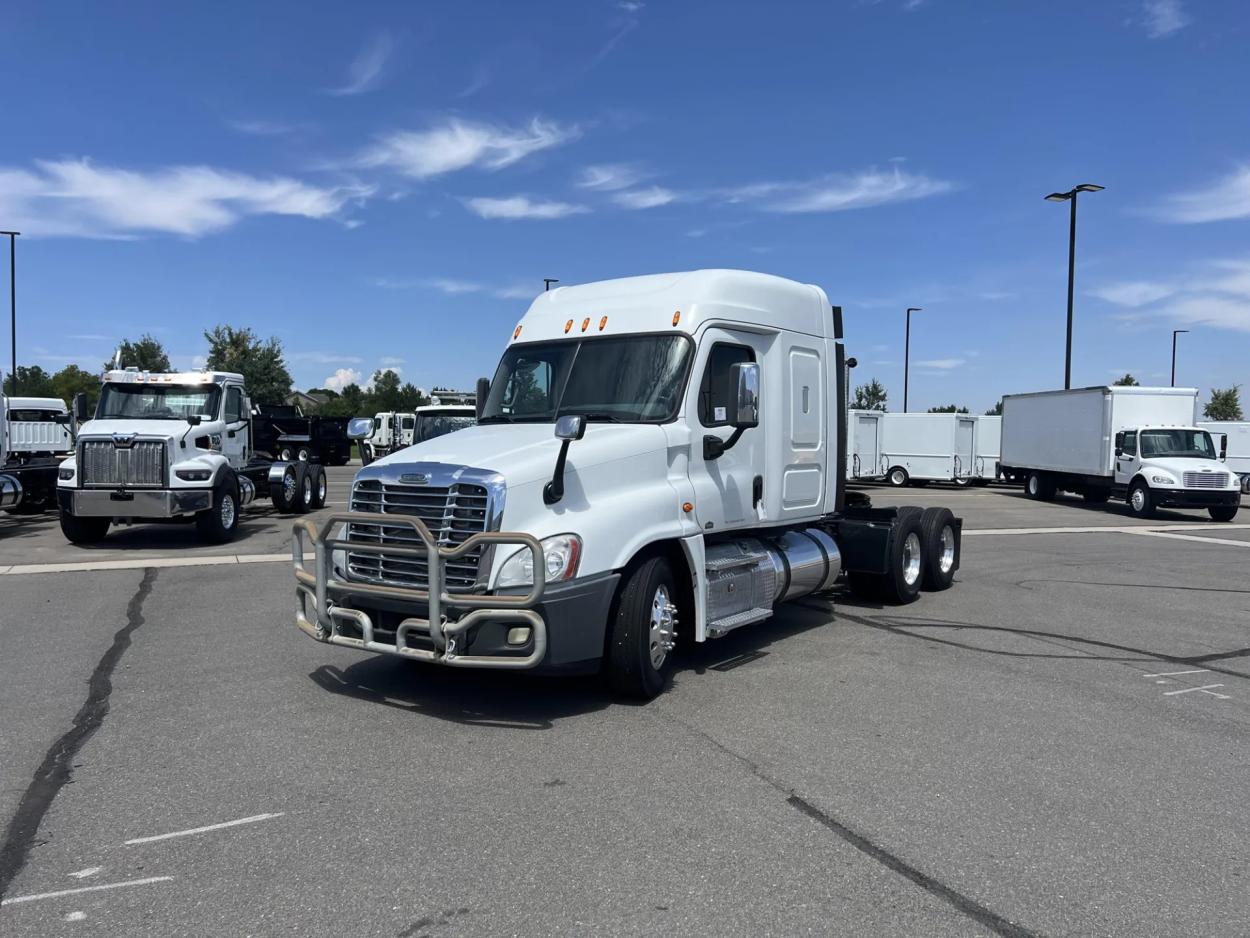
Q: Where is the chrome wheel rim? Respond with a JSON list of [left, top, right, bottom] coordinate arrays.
[[318, 474, 327, 501], [649, 585, 677, 670], [302, 476, 312, 504], [891, 470, 906, 486], [1131, 488, 1146, 512], [220, 493, 236, 529], [1028, 476, 1038, 495], [283, 470, 296, 502], [298, 449, 309, 462], [938, 525, 956, 574], [902, 532, 922, 586]]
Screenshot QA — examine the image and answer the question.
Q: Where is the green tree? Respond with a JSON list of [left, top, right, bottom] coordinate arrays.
[[1204, 386, 1243, 421], [1112, 373, 1139, 386], [106, 334, 170, 372], [852, 379, 888, 412], [927, 404, 970, 413], [8, 365, 55, 397], [985, 400, 1003, 416], [50, 364, 102, 413], [397, 382, 429, 411], [203, 325, 292, 404], [367, 369, 404, 412]]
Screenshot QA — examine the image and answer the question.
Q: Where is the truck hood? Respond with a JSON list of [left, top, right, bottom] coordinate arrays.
[[1143, 457, 1238, 484], [369, 422, 669, 488], [77, 419, 213, 442]]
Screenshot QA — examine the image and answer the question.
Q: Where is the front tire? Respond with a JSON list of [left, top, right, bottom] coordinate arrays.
[[606, 557, 678, 700], [60, 509, 110, 544], [196, 479, 239, 544], [887, 466, 909, 488], [1209, 505, 1239, 522], [1127, 481, 1155, 518], [1026, 471, 1055, 501]]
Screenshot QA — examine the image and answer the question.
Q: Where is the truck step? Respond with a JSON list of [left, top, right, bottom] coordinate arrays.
[[707, 606, 774, 638]]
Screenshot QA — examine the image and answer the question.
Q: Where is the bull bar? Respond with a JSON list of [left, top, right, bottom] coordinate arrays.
[[293, 512, 547, 669]]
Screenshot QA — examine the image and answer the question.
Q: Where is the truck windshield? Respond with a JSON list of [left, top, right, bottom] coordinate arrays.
[[416, 413, 476, 442], [96, 384, 222, 421], [481, 335, 692, 424], [1139, 429, 1217, 459]]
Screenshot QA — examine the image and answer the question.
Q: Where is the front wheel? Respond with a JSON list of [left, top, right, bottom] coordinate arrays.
[[1209, 505, 1239, 522], [196, 480, 239, 544], [606, 557, 679, 700], [1026, 471, 1055, 501], [60, 510, 110, 544], [1127, 482, 1155, 518]]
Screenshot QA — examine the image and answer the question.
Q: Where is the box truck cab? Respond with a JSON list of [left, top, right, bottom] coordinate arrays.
[[56, 369, 322, 544], [293, 270, 964, 699], [1001, 386, 1240, 521]]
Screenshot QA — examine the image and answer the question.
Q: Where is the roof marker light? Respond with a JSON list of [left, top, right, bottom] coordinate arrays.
[[672, 310, 681, 327], [513, 324, 522, 340], [581, 317, 590, 332], [599, 315, 608, 331], [564, 319, 573, 334]]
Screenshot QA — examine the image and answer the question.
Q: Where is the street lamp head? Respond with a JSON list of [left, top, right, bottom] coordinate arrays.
[[907, 306, 922, 314], [1044, 192, 1071, 202], [1074, 184, 1105, 193], [1173, 329, 1189, 336], [846, 357, 858, 369]]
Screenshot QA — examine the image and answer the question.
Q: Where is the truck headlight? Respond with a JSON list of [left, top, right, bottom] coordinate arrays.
[[496, 533, 582, 588], [176, 468, 213, 482], [1151, 474, 1177, 486], [58, 467, 75, 481]]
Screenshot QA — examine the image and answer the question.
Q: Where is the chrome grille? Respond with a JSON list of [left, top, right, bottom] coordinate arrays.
[[1184, 471, 1229, 489], [79, 439, 167, 488], [346, 479, 490, 591]]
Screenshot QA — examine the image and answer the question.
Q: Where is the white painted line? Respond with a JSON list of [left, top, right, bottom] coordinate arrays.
[[235, 553, 289, 565], [67, 866, 103, 879], [0, 876, 173, 906], [965, 523, 1250, 538], [1126, 530, 1250, 549], [1142, 669, 1209, 678], [0, 553, 288, 577], [64, 911, 86, 922], [1162, 684, 1229, 698], [123, 811, 284, 846]]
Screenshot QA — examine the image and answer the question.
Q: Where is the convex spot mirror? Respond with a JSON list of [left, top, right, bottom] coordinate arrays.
[[555, 414, 587, 441], [347, 417, 375, 440], [728, 362, 760, 428]]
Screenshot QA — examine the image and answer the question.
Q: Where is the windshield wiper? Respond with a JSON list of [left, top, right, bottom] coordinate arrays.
[[561, 411, 624, 423], [476, 414, 515, 424]]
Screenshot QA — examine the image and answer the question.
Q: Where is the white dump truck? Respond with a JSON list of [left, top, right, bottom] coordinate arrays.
[[1197, 421, 1250, 494], [362, 404, 477, 465], [56, 369, 325, 543], [1000, 386, 1240, 521], [4, 396, 73, 457], [293, 270, 964, 699], [2, 392, 65, 515]]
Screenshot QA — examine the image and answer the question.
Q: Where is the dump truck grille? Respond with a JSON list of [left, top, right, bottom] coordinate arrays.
[[79, 439, 167, 488], [1184, 471, 1229, 489], [346, 479, 490, 591]]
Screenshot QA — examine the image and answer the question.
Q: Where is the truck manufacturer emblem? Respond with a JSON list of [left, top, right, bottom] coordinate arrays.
[[111, 433, 137, 448], [400, 472, 428, 485]]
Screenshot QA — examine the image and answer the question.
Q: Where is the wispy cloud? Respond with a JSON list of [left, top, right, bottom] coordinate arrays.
[[726, 166, 953, 213], [465, 195, 589, 220], [380, 356, 405, 366], [356, 117, 579, 179], [227, 119, 301, 137], [323, 367, 363, 391], [1141, 0, 1190, 38], [457, 65, 491, 99], [613, 186, 676, 209], [375, 277, 538, 301], [1152, 165, 1250, 223], [0, 158, 372, 238], [1089, 281, 1176, 307], [289, 351, 364, 365], [427, 278, 484, 295], [329, 33, 395, 96], [576, 163, 645, 191], [914, 358, 965, 370]]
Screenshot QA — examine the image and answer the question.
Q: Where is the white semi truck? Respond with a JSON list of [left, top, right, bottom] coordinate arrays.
[[293, 270, 964, 699], [1000, 386, 1241, 521], [361, 404, 477, 464], [1197, 421, 1250, 494], [56, 369, 324, 543]]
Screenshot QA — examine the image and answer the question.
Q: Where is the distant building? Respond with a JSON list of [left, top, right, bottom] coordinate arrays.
[[287, 390, 331, 411]]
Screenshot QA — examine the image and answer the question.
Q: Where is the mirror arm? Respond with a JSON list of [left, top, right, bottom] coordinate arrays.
[[544, 440, 573, 505], [703, 427, 745, 461]]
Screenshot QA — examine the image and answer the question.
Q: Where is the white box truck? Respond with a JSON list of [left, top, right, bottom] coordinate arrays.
[[1197, 422, 1250, 493], [1000, 386, 1240, 521], [877, 412, 979, 487], [974, 415, 1001, 482], [292, 270, 965, 699]]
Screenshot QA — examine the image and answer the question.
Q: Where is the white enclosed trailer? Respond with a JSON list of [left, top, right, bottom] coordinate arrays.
[[878, 412, 978, 486], [974, 415, 1001, 481], [846, 409, 885, 480], [1197, 421, 1250, 492], [1000, 386, 1239, 520]]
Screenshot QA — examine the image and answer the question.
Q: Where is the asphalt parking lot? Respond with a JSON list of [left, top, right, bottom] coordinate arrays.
[[2, 475, 1248, 937]]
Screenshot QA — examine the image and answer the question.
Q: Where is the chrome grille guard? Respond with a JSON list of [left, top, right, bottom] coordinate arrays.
[[293, 512, 547, 669]]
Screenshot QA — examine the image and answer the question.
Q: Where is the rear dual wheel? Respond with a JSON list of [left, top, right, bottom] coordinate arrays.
[[848, 506, 958, 603]]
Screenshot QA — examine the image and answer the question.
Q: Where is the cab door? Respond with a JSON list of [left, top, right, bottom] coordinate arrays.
[[1114, 429, 1140, 486], [685, 329, 768, 532], [222, 385, 249, 469]]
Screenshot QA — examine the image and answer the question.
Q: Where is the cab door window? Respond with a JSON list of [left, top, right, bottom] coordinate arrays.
[[224, 387, 245, 423], [698, 344, 756, 428], [1122, 431, 1138, 458]]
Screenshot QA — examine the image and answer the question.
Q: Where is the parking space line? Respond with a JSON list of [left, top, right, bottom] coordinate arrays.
[[0, 553, 288, 576], [1142, 669, 1210, 678], [0, 876, 173, 907], [966, 523, 1250, 537], [1125, 530, 1250, 549], [1162, 684, 1230, 699], [123, 811, 283, 845], [67, 866, 102, 879]]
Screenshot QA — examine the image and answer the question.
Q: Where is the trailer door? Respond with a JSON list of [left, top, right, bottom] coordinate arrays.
[[955, 416, 975, 479], [852, 413, 879, 478]]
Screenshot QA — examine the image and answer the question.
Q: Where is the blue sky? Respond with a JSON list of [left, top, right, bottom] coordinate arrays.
[[2, 0, 1248, 411]]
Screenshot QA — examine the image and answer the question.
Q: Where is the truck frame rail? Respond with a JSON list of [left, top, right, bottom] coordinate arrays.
[[293, 512, 548, 668]]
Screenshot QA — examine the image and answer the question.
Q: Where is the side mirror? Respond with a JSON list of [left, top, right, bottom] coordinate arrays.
[[728, 362, 760, 428], [1114, 445, 1122, 458], [347, 416, 375, 440], [53, 413, 72, 426], [475, 376, 491, 420], [555, 414, 587, 441], [1219, 434, 1228, 461], [73, 392, 91, 421]]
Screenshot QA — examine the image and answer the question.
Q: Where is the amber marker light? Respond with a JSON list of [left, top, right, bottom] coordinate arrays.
[[599, 315, 608, 331], [581, 317, 591, 332], [564, 319, 573, 334], [672, 310, 681, 326], [682, 502, 694, 514], [513, 325, 522, 339]]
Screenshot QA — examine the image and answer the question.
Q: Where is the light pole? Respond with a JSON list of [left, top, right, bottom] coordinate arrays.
[[904, 307, 922, 412], [543, 278, 559, 292], [1171, 329, 1188, 387], [1044, 184, 1104, 389], [1, 231, 17, 397]]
